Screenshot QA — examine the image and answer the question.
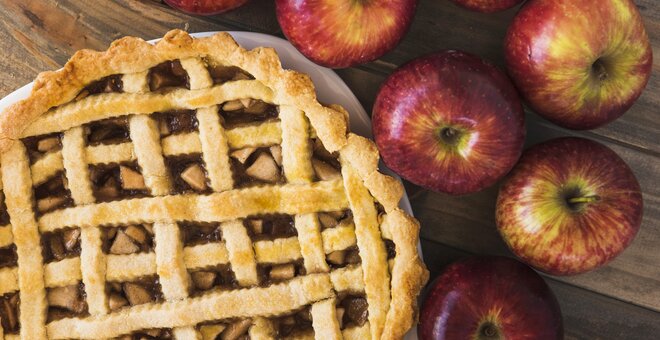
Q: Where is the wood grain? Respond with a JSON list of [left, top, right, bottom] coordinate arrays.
[[0, 0, 658, 337]]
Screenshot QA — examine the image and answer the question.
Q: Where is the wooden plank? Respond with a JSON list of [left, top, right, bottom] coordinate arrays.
[[420, 239, 660, 340]]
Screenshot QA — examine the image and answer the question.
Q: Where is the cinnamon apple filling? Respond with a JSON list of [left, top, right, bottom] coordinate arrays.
[[231, 147, 285, 187], [0, 245, 17, 268], [22, 133, 63, 163], [154, 109, 199, 137], [198, 318, 252, 340], [245, 214, 296, 241], [0, 196, 9, 226], [115, 328, 173, 340], [76, 74, 123, 101], [41, 228, 81, 263], [318, 210, 352, 230], [90, 162, 150, 202], [338, 295, 369, 329], [46, 282, 89, 322], [189, 266, 239, 294], [86, 117, 130, 146], [102, 225, 154, 255], [257, 261, 306, 287], [166, 155, 211, 193], [0, 292, 19, 334], [326, 247, 362, 269], [384, 239, 396, 259], [34, 172, 73, 215], [273, 307, 314, 337], [106, 276, 164, 311], [219, 99, 278, 128], [311, 138, 342, 181], [180, 222, 222, 247], [206, 64, 254, 85], [148, 60, 189, 91]]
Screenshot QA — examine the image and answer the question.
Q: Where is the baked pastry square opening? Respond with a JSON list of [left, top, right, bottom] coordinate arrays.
[[102, 224, 154, 255], [41, 227, 81, 263], [0, 291, 19, 334], [148, 60, 190, 91], [106, 276, 164, 312], [89, 162, 150, 202], [46, 282, 89, 322]]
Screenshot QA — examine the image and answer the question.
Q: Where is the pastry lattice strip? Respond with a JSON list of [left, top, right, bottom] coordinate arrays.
[[0, 32, 427, 339]]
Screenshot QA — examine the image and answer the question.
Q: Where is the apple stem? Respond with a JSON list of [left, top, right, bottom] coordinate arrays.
[[568, 195, 600, 204]]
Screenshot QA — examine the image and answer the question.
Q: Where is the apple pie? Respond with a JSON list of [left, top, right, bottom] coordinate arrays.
[[0, 30, 428, 339]]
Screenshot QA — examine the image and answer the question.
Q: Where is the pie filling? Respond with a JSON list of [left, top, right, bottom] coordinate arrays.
[[86, 117, 130, 146], [273, 307, 313, 337], [23, 133, 63, 163], [149, 60, 190, 91], [180, 222, 222, 247], [198, 318, 253, 340], [245, 214, 296, 241], [231, 147, 285, 187], [154, 109, 199, 136], [166, 155, 211, 194], [0, 196, 9, 226], [114, 328, 173, 340], [41, 227, 81, 263], [103, 224, 154, 255], [0, 244, 17, 268], [46, 282, 89, 322], [34, 172, 74, 215], [189, 266, 239, 294], [257, 261, 306, 287], [220, 100, 278, 129], [338, 295, 369, 329], [90, 162, 150, 202], [207, 64, 254, 85], [0, 292, 19, 334], [76, 74, 124, 101], [106, 276, 164, 312]]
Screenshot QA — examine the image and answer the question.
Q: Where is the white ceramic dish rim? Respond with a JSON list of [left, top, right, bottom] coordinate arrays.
[[0, 31, 419, 339]]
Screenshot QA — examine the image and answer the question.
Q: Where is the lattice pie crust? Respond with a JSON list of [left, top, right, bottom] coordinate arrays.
[[0, 30, 428, 340]]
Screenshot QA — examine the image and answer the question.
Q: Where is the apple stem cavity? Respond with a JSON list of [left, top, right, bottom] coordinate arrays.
[[592, 58, 609, 82], [439, 127, 461, 146], [477, 322, 502, 340]]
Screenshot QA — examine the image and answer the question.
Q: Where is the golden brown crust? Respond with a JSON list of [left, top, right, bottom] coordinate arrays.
[[0, 30, 428, 339]]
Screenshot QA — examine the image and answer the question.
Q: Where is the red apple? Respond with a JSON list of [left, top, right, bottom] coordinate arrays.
[[450, 0, 524, 13], [504, 0, 653, 130], [164, 0, 248, 15], [373, 50, 525, 195], [419, 256, 563, 340], [496, 137, 643, 276], [275, 0, 417, 68]]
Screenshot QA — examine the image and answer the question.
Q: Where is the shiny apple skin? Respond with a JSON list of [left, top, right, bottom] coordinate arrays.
[[496, 137, 643, 276], [373, 50, 525, 195], [450, 0, 524, 12], [275, 0, 417, 68], [504, 0, 653, 130], [164, 0, 248, 15], [419, 256, 563, 340]]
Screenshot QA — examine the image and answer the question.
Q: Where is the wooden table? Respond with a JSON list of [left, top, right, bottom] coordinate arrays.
[[0, 0, 658, 338]]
